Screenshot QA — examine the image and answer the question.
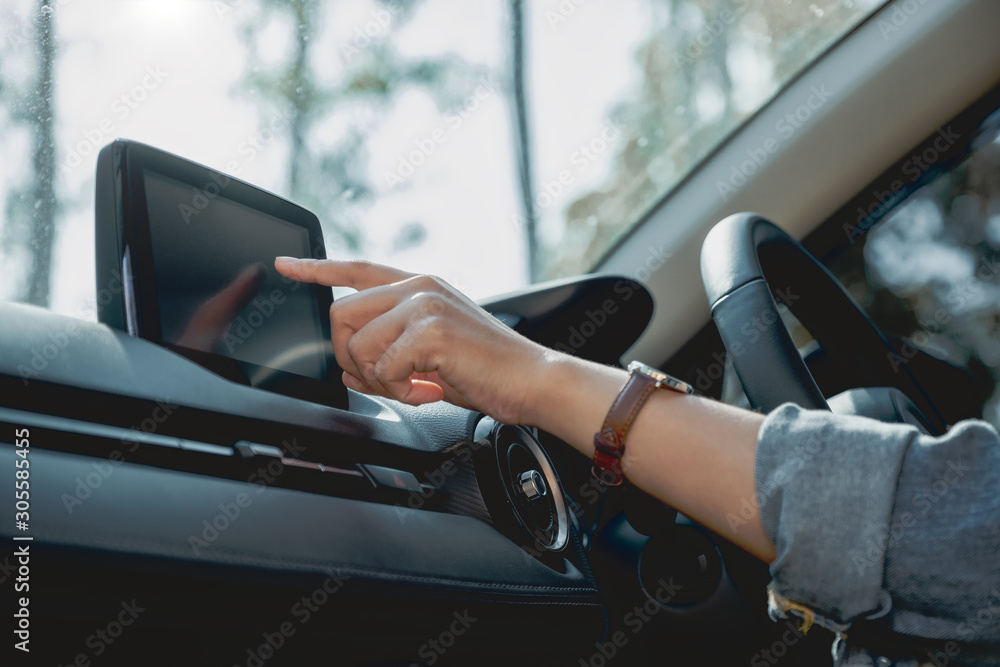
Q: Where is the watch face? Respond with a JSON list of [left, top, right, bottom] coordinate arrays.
[[627, 360, 694, 395], [628, 360, 664, 380]]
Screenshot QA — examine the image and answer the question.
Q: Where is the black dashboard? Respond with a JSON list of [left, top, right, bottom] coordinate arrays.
[[0, 275, 674, 665]]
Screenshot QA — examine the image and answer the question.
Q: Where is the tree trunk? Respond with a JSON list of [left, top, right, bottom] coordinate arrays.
[[25, 1, 57, 307], [287, 0, 313, 200], [511, 0, 539, 282]]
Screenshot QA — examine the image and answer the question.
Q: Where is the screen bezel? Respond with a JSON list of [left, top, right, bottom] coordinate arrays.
[[114, 140, 348, 410]]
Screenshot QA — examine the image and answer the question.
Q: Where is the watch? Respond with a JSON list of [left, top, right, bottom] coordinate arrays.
[[592, 361, 694, 486]]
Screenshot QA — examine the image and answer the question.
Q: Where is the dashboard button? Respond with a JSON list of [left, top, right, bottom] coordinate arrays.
[[358, 464, 423, 494]]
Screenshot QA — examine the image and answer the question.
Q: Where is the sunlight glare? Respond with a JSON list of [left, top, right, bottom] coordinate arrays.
[[132, 0, 202, 27]]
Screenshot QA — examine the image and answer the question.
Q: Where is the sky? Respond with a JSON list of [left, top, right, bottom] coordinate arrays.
[[2, 0, 884, 320], [1, 0, 649, 319]]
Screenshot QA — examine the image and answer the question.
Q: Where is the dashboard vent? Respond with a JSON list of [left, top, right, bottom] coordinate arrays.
[[473, 418, 569, 555]]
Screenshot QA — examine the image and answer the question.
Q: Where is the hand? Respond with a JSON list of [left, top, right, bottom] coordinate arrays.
[[274, 257, 775, 561], [176, 264, 265, 352], [274, 257, 550, 425]]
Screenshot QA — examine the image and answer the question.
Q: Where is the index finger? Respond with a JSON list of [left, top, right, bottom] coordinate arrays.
[[274, 258, 414, 291]]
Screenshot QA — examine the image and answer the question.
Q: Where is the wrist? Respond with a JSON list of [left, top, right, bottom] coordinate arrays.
[[521, 349, 628, 457]]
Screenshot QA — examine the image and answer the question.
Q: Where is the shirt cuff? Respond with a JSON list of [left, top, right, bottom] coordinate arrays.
[[755, 403, 917, 623]]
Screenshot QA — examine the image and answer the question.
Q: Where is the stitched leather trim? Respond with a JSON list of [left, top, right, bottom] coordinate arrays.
[[27, 528, 600, 597]]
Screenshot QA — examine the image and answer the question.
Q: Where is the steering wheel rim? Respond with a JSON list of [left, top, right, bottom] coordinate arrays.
[[700, 212, 946, 434]]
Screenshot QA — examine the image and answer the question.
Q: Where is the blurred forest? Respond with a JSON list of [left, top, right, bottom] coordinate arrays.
[[0, 0, 492, 305], [1, 0, 56, 307], [828, 132, 1000, 423], [546, 0, 884, 278], [3, 0, 999, 423], [0, 0, 883, 305], [236, 0, 490, 256]]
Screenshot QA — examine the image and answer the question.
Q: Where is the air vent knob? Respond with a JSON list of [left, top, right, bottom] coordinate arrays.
[[518, 470, 547, 502]]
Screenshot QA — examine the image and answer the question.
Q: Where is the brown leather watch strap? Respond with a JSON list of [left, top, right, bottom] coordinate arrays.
[[592, 373, 658, 486], [592, 364, 693, 486]]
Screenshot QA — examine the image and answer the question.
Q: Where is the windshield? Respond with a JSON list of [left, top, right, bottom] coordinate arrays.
[[1, 0, 884, 316]]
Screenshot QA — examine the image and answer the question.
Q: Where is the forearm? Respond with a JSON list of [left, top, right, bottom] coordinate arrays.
[[525, 351, 775, 562], [276, 257, 1000, 651], [275, 257, 776, 561]]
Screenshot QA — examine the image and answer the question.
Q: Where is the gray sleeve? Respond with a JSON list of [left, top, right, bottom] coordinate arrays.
[[756, 403, 1000, 644]]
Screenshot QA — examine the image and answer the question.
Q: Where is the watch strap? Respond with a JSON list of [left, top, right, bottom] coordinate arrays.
[[592, 364, 693, 486], [592, 372, 659, 486]]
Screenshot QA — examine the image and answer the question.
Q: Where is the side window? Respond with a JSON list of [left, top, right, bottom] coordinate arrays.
[[825, 105, 1000, 428]]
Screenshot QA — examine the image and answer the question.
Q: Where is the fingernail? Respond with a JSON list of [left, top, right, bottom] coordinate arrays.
[[274, 256, 298, 266]]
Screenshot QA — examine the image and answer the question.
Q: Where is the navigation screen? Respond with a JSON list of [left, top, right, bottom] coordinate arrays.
[[143, 169, 328, 381]]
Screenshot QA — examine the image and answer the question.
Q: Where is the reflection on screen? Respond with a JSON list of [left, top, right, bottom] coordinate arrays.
[[143, 170, 327, 380]]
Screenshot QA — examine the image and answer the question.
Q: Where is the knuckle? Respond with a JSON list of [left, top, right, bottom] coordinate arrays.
[[345, 335, 362, 358], [415, 313, 446, 338], [360, 363, 378, 383], [426, 293, 448, 315], [412, 274, 448, 293], [410, 291, 448, 317], [380, 341, 401, 366]]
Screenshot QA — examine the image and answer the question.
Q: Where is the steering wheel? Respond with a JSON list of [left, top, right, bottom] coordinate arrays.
[[699, 213, 946, 435]]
